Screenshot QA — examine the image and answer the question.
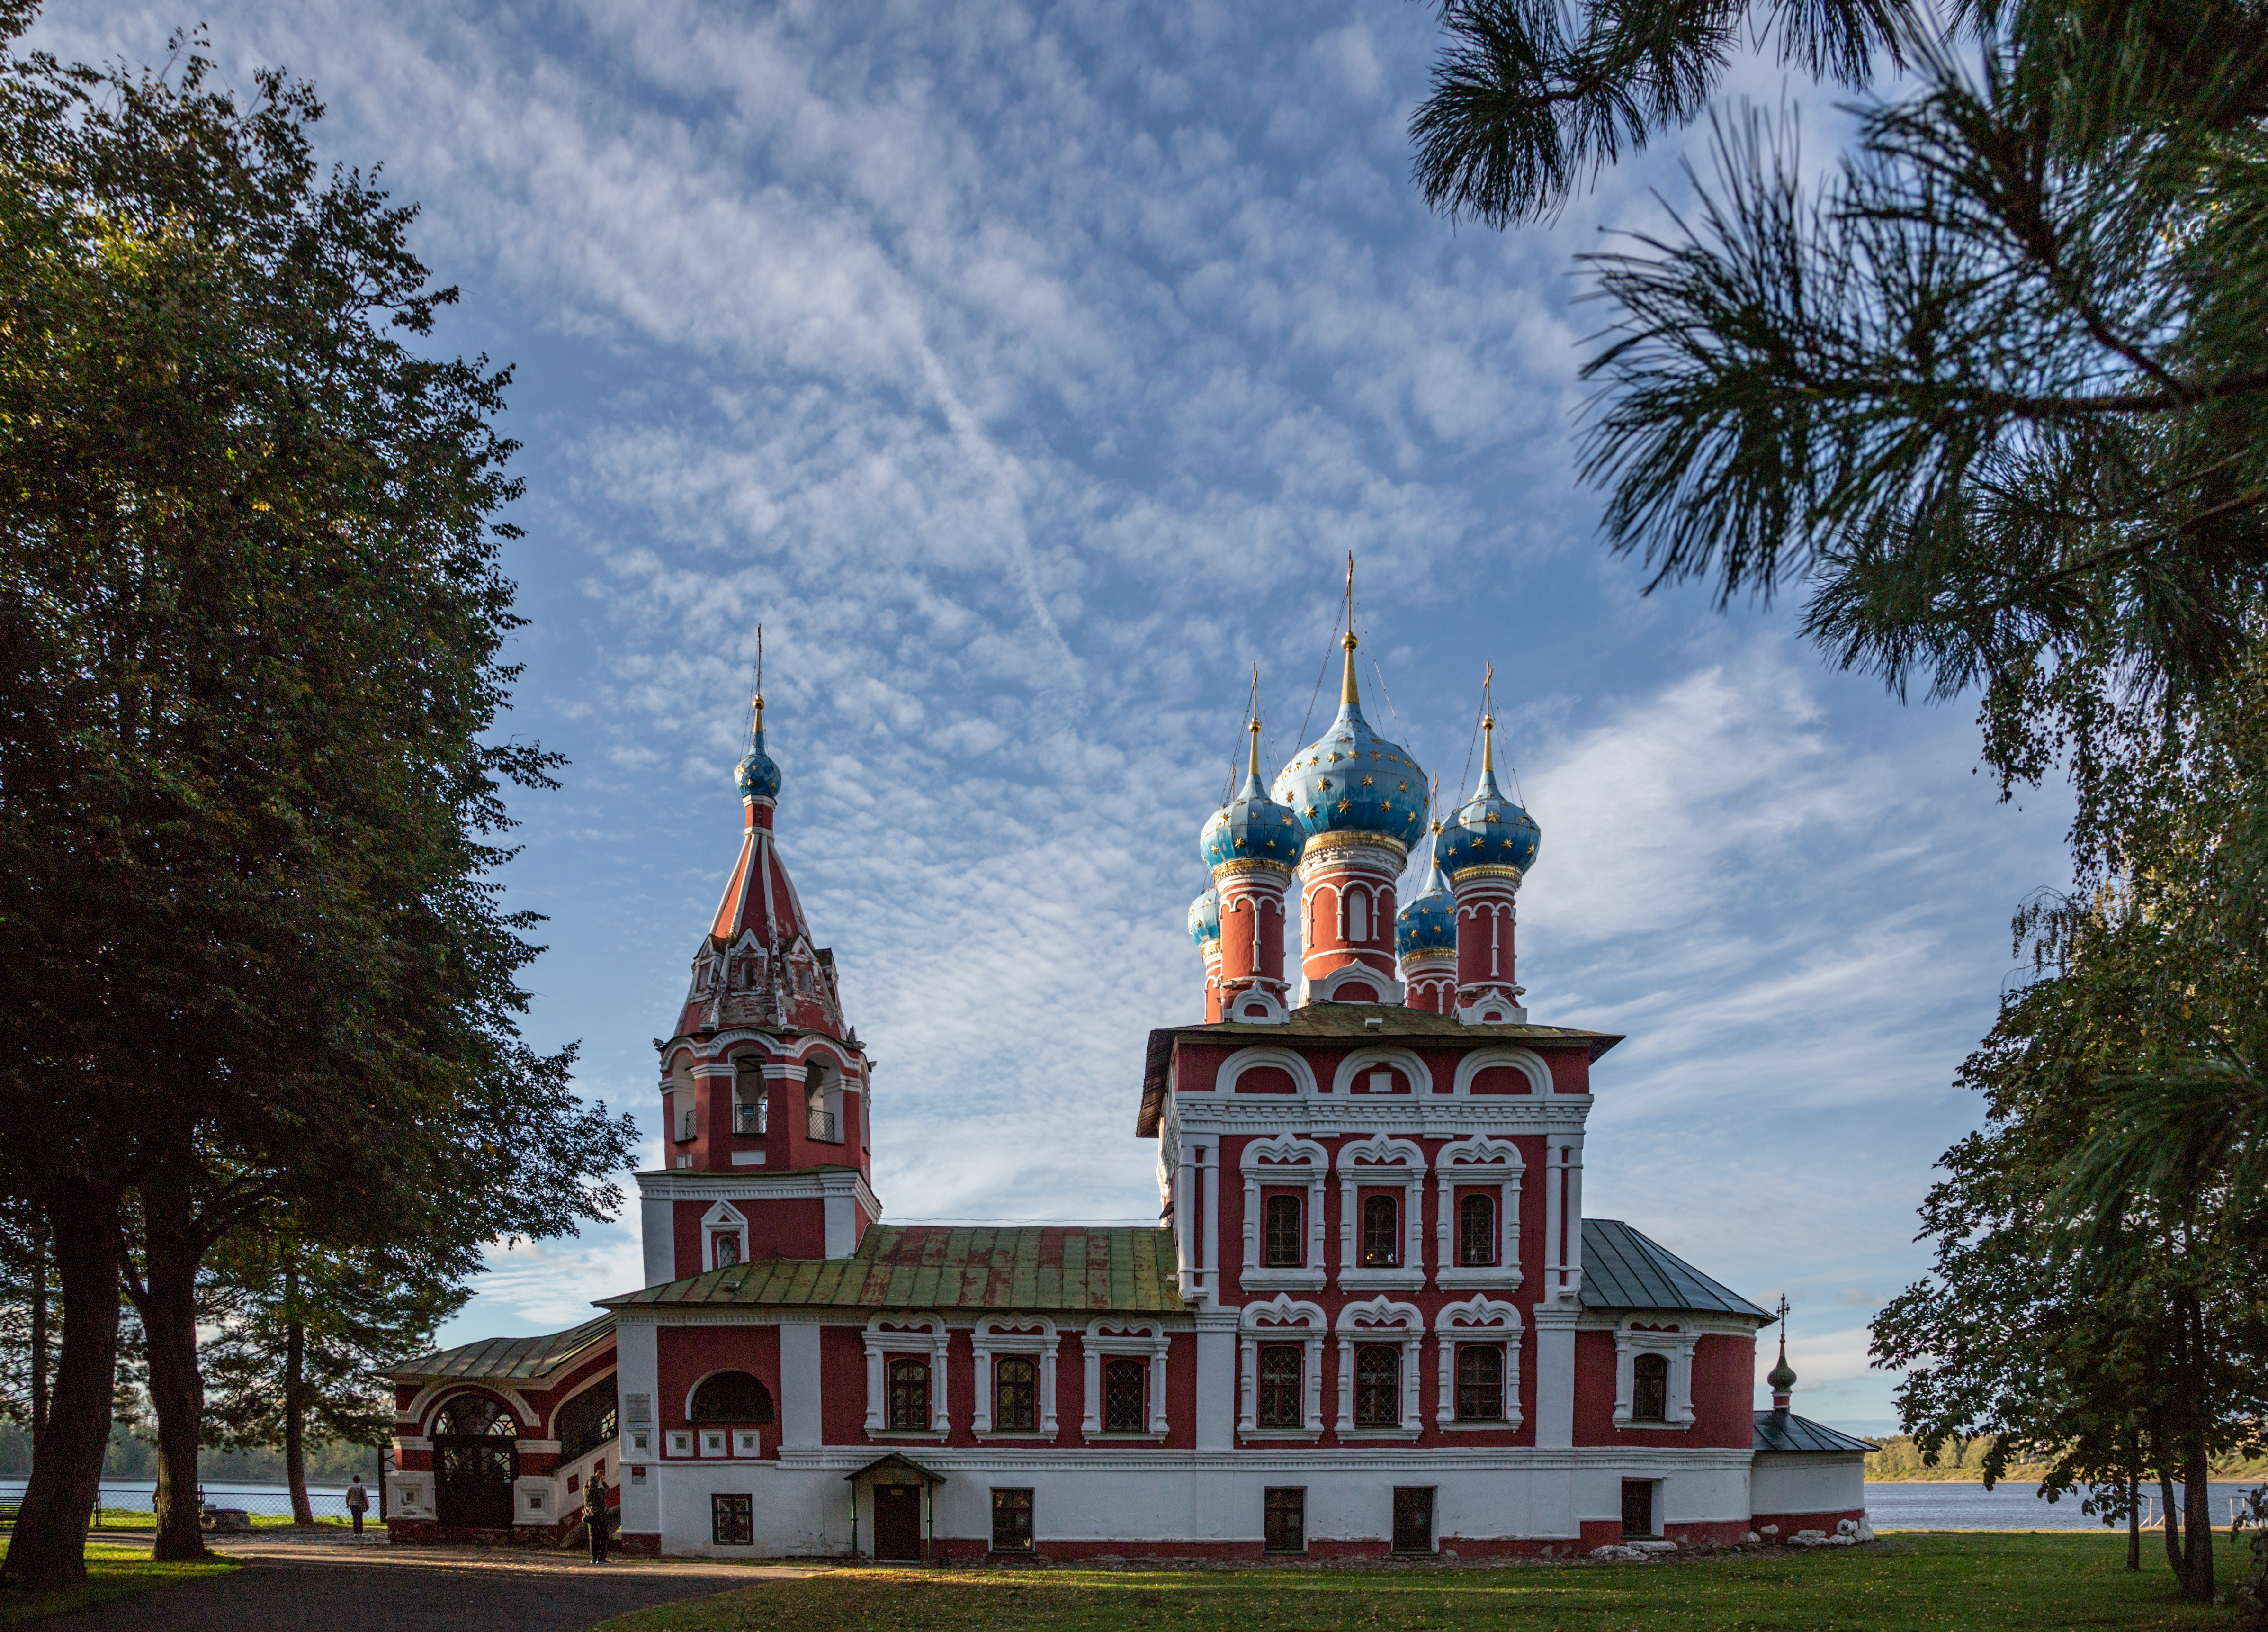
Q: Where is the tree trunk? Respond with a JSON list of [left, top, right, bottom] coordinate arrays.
[[0, 1184, 122, 1590], [2127, 1471, 2140, 1571], [2160, 1470, 2184, 1579], [28, 1219, 49, 1462], [2182, 1442, 2214, 1602], [134, 1166, 212, 1563], [284, 1269, 313, 1526]]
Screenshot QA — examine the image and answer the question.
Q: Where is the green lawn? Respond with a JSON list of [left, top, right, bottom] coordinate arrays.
[[597, 1532, 2249, 1632], [0, 1543, 237, 1625]]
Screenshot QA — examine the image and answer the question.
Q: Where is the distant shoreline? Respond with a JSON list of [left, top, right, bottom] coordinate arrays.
[[1864, 1437, 2268, 1486]]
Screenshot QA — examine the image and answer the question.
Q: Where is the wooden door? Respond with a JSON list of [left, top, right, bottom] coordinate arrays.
[[873, 1483, 923, 1560]]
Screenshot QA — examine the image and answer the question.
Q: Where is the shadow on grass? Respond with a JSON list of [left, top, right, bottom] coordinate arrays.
[[590, 1532, 2249, 1632], [0, 1543, 238, 1626]]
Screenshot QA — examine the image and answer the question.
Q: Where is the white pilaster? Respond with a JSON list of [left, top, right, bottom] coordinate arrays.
[[1532, 1305, 1578, 1449]]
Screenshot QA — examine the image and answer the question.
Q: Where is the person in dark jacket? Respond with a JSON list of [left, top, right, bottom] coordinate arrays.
[[584, 1475, 611, 1563]]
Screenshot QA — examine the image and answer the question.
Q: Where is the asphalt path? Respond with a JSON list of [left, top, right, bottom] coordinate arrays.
[[44, 1532, 812, 1632]]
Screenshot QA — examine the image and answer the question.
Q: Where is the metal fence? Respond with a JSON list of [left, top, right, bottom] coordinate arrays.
[[66, 1485, 356, 1524]]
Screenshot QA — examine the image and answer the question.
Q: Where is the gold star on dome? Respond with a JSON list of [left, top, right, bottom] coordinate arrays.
[[1361, 775, 1374, 786], [1304, 804, 1318, 817], [1317, 778, 1332, 792], [1328, 752, 1343, 763], [1336, 798, 1352, 813], [1486, 811, 1501, 823], [1235, 837, 1248, 850], [1398, 781, 1408, 792], [1369, 750, 1381, 759]]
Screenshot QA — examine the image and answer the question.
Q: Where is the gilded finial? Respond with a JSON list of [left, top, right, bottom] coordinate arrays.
[[751, 626, 766, 740], [1479, 662, 1495, 775], [1339, 554, 1362, 706], [1247, 716, 1263, 779]]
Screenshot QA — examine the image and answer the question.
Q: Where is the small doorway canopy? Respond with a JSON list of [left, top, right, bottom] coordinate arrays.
[[843, 1452, 946, 1486]]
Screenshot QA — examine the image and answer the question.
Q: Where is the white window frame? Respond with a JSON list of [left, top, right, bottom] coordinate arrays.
[[1237, 1294, 1327, 1441], [1337, 1134, 1425, 1289], [1335, 1295, 1424, 1439], [1084, 1318, 1171, 1439], [1435, 1134, 1524, 1288], [1612, 1319, 1700, 1430], [1435, 1294, 1524, 1429], [1240, 1134, 1328, 1290], [700, 1201, 749, 1272], [971, 1316, 1058, 1439], [862, 1313, 950, 1436]]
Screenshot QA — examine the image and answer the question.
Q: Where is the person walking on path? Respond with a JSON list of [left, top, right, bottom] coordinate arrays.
[[585, 1475, 612, 1564], [346, 1475, 370, 1538]]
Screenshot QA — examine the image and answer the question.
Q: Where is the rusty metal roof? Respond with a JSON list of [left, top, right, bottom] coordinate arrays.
[[390, 1315, 614, 1383], [599, 1225, 1187, 1315]]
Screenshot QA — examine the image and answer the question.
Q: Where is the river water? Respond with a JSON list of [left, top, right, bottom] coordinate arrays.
[[1865, 1479, 2262, 1532], [0, 1479, 352, 1519]]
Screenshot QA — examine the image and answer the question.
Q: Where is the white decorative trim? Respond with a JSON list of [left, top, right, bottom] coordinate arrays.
[[971, 1316, 1059, 1438], [1240, 1133, 1329, 1289], [1237, 1295, 1327, 1439], [1434, 1295, 1524, 1428], [1450, 1047, 1553, 1097], [409, 1380, 541, 1432], [1456, 994, 1531, 1025], [1328, 1046, 1434, 1099], [1223, 985, 1291, 1024], [1310, 962, 1405, 1005], [1613, 1318, 1700, 1430], [1084, 1318, 1172, 1437], [1217, 1046, 1320, 1098], [1434, 1133, 1524, 1289], [1336, 1133, 1426, 1287], [1333, 1295, 1425, 1435], [699, 1200, 749, 1271], [862, 1313, 950, 1434]]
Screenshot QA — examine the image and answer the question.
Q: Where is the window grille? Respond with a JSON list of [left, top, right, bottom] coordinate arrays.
[[993, 1356, 1037, 1432], [1457, 1193, 1496, 1266], [1264, 1487, 1305, 1552], [887, 1358, 931, 1431], [1632, 1352, 1669, 1422], [1257, 1344, 1303, 1428], [991, 1487, 1034, 1553], [807, 1109, 839, 1142], [1454, 1344, 1504, 1421], [712, 1232, 741, 1268], [734, 1094, 765, 1135], [1391, 1486, 1434, 1553], [1360, 1195, 1398, 1266], [1102, 1356, 1147, 1432], [1354, 1343, 1401, 1427], [712, 1493, 753, 1546], [1263, 1194, 1303, 1267], [690, 1371, 774, 1424]]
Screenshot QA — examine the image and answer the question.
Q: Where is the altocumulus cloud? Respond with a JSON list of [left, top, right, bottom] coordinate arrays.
[[33, 0, 2068, 1425]]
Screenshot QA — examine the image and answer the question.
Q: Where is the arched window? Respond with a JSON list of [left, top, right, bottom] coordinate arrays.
[[1632, 1352, 1669, 1422], [994, 1355, 1037, 1432], [435, 1395, 517, 1439], [1103, 1356, 1147, 1432], [1455, 1345, 1504, 1421], [1354, 1343, 1400, 1427], [690, 1370, 775, 1424], [1257, 1344, 1303, 1427], [1360, 1195, 1398, 1266], [1457, 1194, 1496, 1266], [732, 1058, 766, 1136], [1347, 891, 1368, 942], [887, 1357, 931, 1431], [1264, 1194, 1304, 1267], [555, 1379, 619, 1462]]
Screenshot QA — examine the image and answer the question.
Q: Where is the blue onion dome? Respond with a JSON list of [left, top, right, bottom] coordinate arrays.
[[1396, 838, 1457, 959], [1269, 633, 1427, 853], [1438, 717, 1540, 879], [1188, 886, 1221, 948], [1201, 722, 1306, 872], [735, 696, 782, 802]]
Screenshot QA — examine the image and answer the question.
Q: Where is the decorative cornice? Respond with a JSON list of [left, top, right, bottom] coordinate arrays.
[[1212, 857, 1298, 882], [1172, 1099, 1592, 1133], [1295, 830, 1408, 870]]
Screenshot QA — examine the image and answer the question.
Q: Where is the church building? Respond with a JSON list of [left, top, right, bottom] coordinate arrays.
[[385, 611, 1869, 1559]]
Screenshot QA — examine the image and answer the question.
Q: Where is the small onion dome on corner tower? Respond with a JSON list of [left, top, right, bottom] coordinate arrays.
[[1203, 716, 1305, 1024], [1767, 1296, 1798, 1411], [1188, 885, 1223, 1022], [1396, 820, 1459, 1014], [1440, 690, 1540, 1024], [735, 692, 784, 823], [1273, 560, 1425, 1006]]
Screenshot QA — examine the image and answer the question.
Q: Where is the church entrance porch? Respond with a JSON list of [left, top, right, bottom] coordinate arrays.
[[873, 1485, 923, 1560]]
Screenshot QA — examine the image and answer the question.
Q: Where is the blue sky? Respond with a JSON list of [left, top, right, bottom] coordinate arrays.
[[43, 0, 2069, 1433]]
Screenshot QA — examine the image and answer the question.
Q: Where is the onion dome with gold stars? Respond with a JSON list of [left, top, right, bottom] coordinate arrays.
[[1438, 714, 1539, 880], [1395, 836, 1458, 959], [736, 694, 783, 803], [1202, 720, 1307, 872], [1188, 885, 1221, 948], [1270, 631, 1427, 853]]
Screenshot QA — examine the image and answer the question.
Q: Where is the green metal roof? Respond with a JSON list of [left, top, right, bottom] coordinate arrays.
[[1579, 1220, 1773, 1320], [600, 1225, 1186, 1315], [1753, 1409, 1876, 1454], [391, 1315, 615, 1383]]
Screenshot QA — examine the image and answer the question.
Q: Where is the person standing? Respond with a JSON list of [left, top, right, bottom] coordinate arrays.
[[345, 1475, 370, 1538], [584, 1475, 611, 1563]]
